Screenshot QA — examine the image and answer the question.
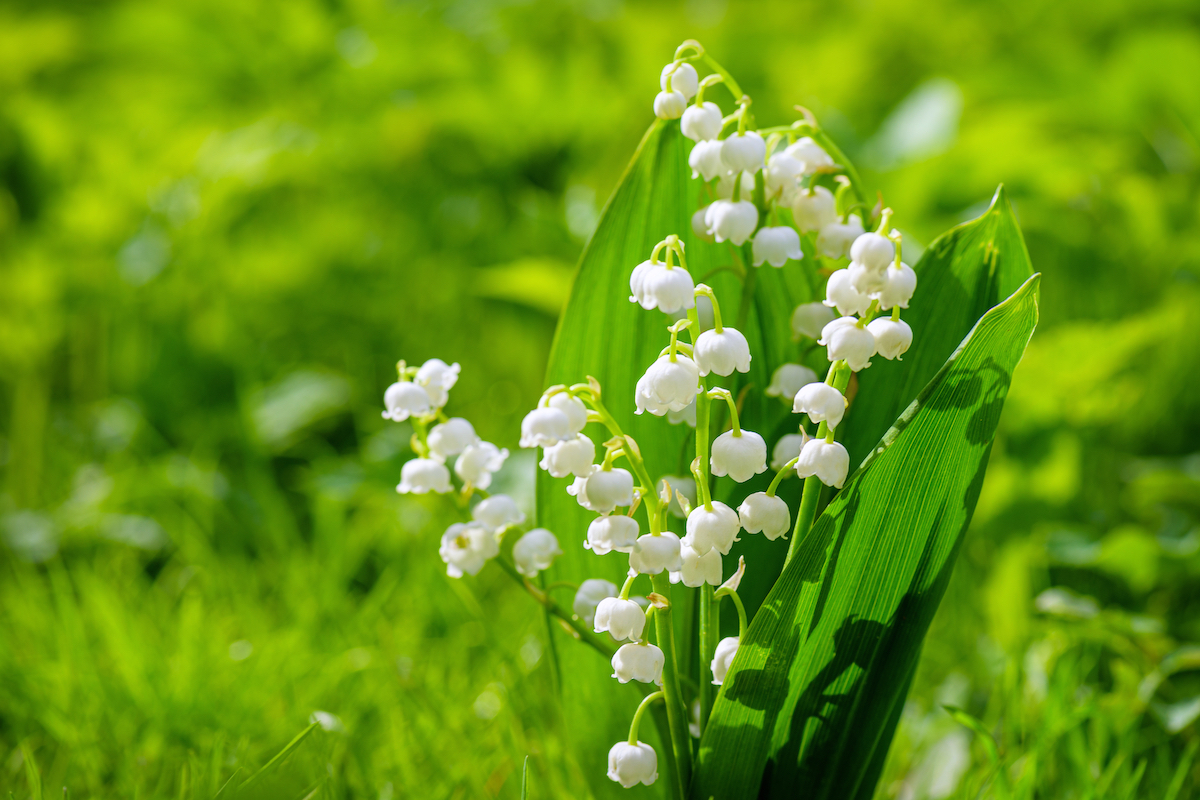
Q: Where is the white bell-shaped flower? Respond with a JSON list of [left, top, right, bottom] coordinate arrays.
[[720, 131, 766, 173], [764, 153, 803, 200], [567, 465, 601, 512], [382, 382, 432, 422], [427, 417, 478, 460], [820, 317, 877, 372], [765, 363, 819, 405], [415, 358, 461, 407], [608, 741, 658, 788], [711, 636, 740, 685], [611, 641, 665, 685], [454, 441, 509, 490], [658, 475, 697, 518], [667, 398, 697, 427], [573, 579, 618, 627], [752, 226, 803, 268], [513, 528, 562, 577], [850, 259, 888, 298], [816, 214, 864, 259], [791, 301, 836, 340], [439, 521, 499, 578], [824, 268, 873, 317], [792, 186, 837, 233], [660, 62, 698, 98], [850, 231, 895, 271], [681, 102, 723, 141], [793, 382, 848, 430], [669, 541, 723, 587], [593, 596, 646, 641], [539, 434, 595, 478], [684, 501, 740, 556], [715, 170, 756, 200], [585, 515, 639, 555], [689, 139, 725, 181], [654, 90, 686, 120], [704, 200, 758, 246], [548, 392, 588, 434], [635, 354, 700, 416], [876, 262, 917, 310], [397, 458, 452, 494], [738, 492, 791, 540], [692, 206, 715, 243], [693, 328, 751, 377], [867, 318, 913, 360], [771, 431, 811, 470], [630, 532, 684, 574], [583, 467, 635, 513], [711, 430, 768, 483], [472, 494, 525, 530], [784, 137, 834, 174], [795, 438, 850, 489], [519, 407, 572, 448], [629, 261, 696, 314]]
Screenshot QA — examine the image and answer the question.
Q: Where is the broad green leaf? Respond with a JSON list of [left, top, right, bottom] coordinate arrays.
[[692, 274, 1041, 800]]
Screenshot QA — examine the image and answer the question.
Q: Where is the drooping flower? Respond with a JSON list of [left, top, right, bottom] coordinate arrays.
[[720, 131, 766, 173], [583, 467, 635, 514], [684, 501, 740, 556], [737, 492, 791, 540], [439, 522, 499, 578], [711, 430, 768, 483], [629, 261, 696, 314], [875, 262, 917, 310], [472, 494, 526, 530], [629, 532, 684, 574], [573, 579, 618, 627], [427, 417, 478, 460], [819, 316, 877, 372], [867, 318, 913, 360], [765, 363, 819, 405], [704, 200, 758, 246], [670, 541, 724, 587], [711, 636, 740, 685], [415, 358, 461, 407], [681, 102, 723, 141], [795, 438, 850, 489], [548, 392, 588, 434], [585, 515, 639, 555], [607, 741, 658, 788], [793, 382, 848, 430], [653, 90, 686, 120], [635, 355, 700, 415], [397, 458, 452, 494], [764, 152, 803, 200], [771, 431, 811, 470], [850, 231, 895, 271], [688, 140, 725, 181], [567, 465, 601, 512], [783, 136, 834, 174], [454, 441, 509, 490], [519, 407, 572, 448], [513, 528, 563, 577], [823, 268, 872, 317], [752, 226, 803, 268], [848, 260, 887, 294], [660, 62, 698, 98], [382, 382, 432, 422], [816, 214, 865, 259], [792, 186, 837, 232], [539, 434, 596, 478], [693, 328, 751, 377], [611, 642, 665, 685], [593, 596, 646, 641], [791, 301, 835, 341]]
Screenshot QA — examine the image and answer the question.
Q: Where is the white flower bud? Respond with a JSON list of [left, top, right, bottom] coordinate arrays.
[[630, 531, 684, 574], [415, 358, 461, 407], [439, 521, 499, 578], [539, 434, 595, 478], [751, 226, 803, 268], [669, 541, 723, 587], [771, 432, 811, 470], [427, 417, 477, 459], [711, 430, 768, 483], [684, 501, 740, 555], [583, 468, 635, 513], [573, 579, 618, 627], [823, 267, 872, 317], [657, 475, 697, 518], [693, 328, 751, 377], [513, 528, 562, 577], [635, 355, 700, 416], [382, 382, 432, 422], [783, 136, 834, 174], [819, 317, 877, 372], [791, 301, 835, 340], [548, 392, 588, 434], [737, 492, 791, 540], [704, 200, 758, 246], [765, 363, 819, 405], [593, 596, 646, 641], [397, 458, 452, 494], [629, 261, 696, 314], [689, 140, 725, 181], [585, 515, 639, 555], [667, 398, 697, 427], [793, 382, 848, 430], [850, 232, 895, 271], [454, 441, 509, 490], [720, 131, 766, 173], [791, 186, 837, 233], [816, 214, 864, 259], [692, 206, 715, 243], [715, 170, 756, 200], [661, 62, 698, 98], [519, 407, 572, 448], [867, 318, 913, 360], [876, 262, 917, 310], [611, 642, 665, 685], [681, 101, 723, 141], [765, 153, 803, 200], [471, 494, 525, 530], [796, 438, 850, 489], [607, 741, 658, 788], [711, 636, 739, 685], [653, 90, 686, 120]]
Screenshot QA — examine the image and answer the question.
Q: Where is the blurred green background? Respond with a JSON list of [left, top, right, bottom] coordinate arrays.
[[2, 0, 1200, 797]]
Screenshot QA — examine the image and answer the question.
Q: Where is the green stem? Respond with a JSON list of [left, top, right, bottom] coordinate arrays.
[[651, 572, 693, 797], [699, 52, 744, 100], [494, 558, 616, 659], [766, 457, 800, 498], [699, 584, 715, 733], [585, 394, 662, 533], [709, 388, 741, 435], [628, 691, 665, 745], [728, 591, 749, 639]]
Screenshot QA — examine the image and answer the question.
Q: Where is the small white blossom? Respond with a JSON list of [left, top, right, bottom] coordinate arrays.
[[738, 492, 791, 540], [689, 140, 725, 181], [711, 636, 739, 685], [519, 407, 572, 448], [824, 268, 873, 317], [850, 231, 895, 271], [583, 467, 635, 513], [513, 528, 562, 577], [567, 466, 600, 512], [816, 214, 865, 259], [415, 358, 461, 407], [439, 521, 499, 578], [867, 318, 913, 360], [783, 136, 834, 174], [711, 430, 768, 483], [715, 170, 756, 200], [669, 541, 723, 587], [548, 392, 588, 434], [382, 382, 432, 422], [704, 200, 758, 246], [751, 226, 803, 267], [692, 207, 715, 243], [608, 741, 658, 788], [573, 579, 618, 627], [472, 494, 525, 530], [771, 432, 811, 470], [681, 101, 723, 141], [876, 262, 917, 310], [657, 475, 697, 518], [693, 328, 751, 376], [427, 417, 477, 460], [791, 301, 836, 341], [654, 90, 686, 120], [539, 434, 596, 478], [684, 501, 740, 556], [660, 62, 698, 98], [585, 515, 639, 555], [765, 363, 819, 405], [720, 131, 766, 173], [629, 261, 696, 314], [820, 317, 877, 372], [611, 642, 665, 685], [630, 532, 684, 574], [793, 382, 848, 430], [667, 398, 697, 427], [848, 260, 887, 295], [635, 355, 700, 415], [593, 596, 646, 641], [455, 441, 509, 490], [791, 186, 837, 233], [796, 438, 850, 489], [764, 153, 803, 200], [397, 458, 452, 494]]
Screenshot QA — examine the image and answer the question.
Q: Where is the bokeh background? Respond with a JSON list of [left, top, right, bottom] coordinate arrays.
[[2, 0, 1200, 797]]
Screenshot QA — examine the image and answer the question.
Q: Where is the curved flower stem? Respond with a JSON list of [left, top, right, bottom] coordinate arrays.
[[650, 572, 692, 798], [699, 52, 744, 101], [494, 557, 616, 660], [628, 691, 665, 745], [579, 391, 663, 534], [766, 457, 800, 498], [699, 583, 715, 732], [708, 387, 741, 435]]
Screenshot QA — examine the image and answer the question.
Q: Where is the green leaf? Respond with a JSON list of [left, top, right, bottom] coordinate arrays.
[[692, 274, 1041, 800]]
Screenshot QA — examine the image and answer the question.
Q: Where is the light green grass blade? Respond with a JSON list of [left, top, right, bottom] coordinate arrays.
[[692, 274, 1041, 799], [20, 743, 42, 800], [235, 723, 319, 794]]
